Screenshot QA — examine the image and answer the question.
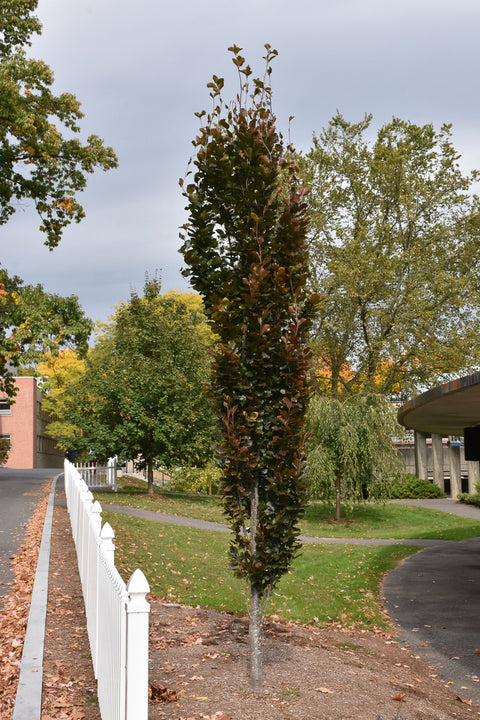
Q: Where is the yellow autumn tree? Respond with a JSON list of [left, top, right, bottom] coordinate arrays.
[[37, 349, 86, 451]]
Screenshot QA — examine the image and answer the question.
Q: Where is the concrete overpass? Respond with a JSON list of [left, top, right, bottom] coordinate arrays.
[[398, 372, 480, 496]]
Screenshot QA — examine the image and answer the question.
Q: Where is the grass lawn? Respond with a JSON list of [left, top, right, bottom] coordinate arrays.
[[102, 510, 417, 630], [95, 476, 480, 541], [95, 477, 225, 524]]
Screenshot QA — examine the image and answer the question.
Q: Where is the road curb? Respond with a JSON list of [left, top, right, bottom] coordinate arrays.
[[12, 475, 59, 720]]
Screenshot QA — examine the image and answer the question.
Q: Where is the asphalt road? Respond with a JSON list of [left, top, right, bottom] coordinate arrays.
[[0, 468, 57, 597]]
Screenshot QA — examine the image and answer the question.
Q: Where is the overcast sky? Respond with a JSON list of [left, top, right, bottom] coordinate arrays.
[[2, 0, 480, 325]]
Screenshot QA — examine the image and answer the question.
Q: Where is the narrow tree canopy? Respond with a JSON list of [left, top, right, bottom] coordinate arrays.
[[300, 113, 480, 398], [180, 45, 317, 690], [0, 0, 117, 247]]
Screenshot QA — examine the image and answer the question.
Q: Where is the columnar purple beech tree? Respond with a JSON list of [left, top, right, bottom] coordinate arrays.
[[180, 45, 317, 691]]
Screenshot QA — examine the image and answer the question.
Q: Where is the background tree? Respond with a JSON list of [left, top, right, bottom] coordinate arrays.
[[37, 349, 87, 451], [0, 267, 22, 398], [0, 0, 118, 248], [0, 266, 92, 397], [300, 113, 480, 399], [66, 280, 216, 492], [10, 281, 92, 371], [306, 393, 402, 521], [180, 46, 316, 691]]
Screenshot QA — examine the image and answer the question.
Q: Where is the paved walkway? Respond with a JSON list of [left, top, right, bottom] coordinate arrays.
[[103, 497, 480, 546], [382, 499, 480, 702]]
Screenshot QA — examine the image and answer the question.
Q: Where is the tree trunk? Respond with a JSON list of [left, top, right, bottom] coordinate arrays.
[[335, 472, 341, 522], [147, 458, 154, 497], [249, 582, 263, 691], [248, 474, 263, 691]]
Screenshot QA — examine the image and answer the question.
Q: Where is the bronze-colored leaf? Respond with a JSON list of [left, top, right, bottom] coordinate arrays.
[[148, 682, 178, 703]]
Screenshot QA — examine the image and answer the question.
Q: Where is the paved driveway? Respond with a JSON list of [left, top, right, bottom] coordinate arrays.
[[0, 468, 57, 597], [383, 499, 480, 702]]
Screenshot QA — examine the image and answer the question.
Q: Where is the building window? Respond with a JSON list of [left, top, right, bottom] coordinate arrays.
[[0, 399, 11, 415]]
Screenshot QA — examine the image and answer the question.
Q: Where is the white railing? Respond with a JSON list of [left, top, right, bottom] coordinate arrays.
[[75, 457, 118, 491], [64, 460, 149, 720]]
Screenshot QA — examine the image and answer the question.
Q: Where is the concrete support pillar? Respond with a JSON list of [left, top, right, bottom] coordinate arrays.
[[449, 445, 462, 497], [467, 461, 480, 494], [431, 433, 444, 490], [414, 431, 428, 480]]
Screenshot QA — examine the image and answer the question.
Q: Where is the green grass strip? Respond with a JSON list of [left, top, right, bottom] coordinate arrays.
[[95, 477, 480, 541], [102, 510, 417, 631]]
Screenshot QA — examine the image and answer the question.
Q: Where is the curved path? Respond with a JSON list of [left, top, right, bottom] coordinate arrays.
[[104, 497, 480, 701], [382, 500, 480, 702]]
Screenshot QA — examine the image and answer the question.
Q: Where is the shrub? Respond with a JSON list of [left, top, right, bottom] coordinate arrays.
[[389, 473, 446, 499], [0, 437, 10, 465], [458, 491, 480, 507], [168, 465, 221, 495]]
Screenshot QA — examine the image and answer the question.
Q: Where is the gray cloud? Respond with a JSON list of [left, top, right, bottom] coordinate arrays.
[[2, 0, 480, 323]]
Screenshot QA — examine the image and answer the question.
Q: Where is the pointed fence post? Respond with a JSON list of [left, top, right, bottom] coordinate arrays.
[[88, 501, 103, 675], [90, 500, 103, 537], [80, 489, 94, 588], [107, 457, 118, 491], [99, 522, 115, 565], [125, 569, 150, 720]]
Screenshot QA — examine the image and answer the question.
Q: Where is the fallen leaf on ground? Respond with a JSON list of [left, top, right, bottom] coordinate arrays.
[[0, 491, 49, 713], [149, 682, 179, 703]]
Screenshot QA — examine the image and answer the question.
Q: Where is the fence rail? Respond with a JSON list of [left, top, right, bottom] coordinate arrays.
[[64, 460, 149, 720]]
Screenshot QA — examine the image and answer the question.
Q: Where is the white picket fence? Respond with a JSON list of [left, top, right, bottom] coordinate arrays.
[[64, 460, 150, 720], [75, 457, 118, 491]]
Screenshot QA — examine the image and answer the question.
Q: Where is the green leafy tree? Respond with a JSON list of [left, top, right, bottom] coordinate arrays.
[[0, 0, 117, 247], [11, 281, 92, 370], [0, 1, 116, 395], [180, 46, 316, 691], [300, 113, 480, 399], [306, 394, 402, 521], [68, 279, 216, 493], [0, 267, 22, 398], [0, 267, 92, 398]]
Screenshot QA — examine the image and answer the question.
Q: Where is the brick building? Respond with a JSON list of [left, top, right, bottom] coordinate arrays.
[[0, 376, 63, 469]]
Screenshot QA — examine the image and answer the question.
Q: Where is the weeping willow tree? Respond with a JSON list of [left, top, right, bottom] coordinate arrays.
[[306, 394, 402, 521], [180, 45, 317, 691]]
